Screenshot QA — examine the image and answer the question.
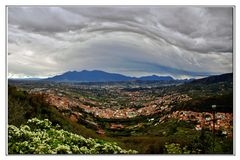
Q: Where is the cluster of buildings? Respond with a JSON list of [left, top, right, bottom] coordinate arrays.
[[165, 110, 233, 137], [41, 92, 79, 111], [30, 88, 232, 138], [32, 90, 195, 134], [38, 90, 191, 120]]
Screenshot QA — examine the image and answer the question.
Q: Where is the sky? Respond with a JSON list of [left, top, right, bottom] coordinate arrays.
[[8, 6, 233, 79]]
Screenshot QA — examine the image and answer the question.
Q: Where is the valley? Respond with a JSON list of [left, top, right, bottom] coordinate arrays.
[[8, 73, 233, 154]]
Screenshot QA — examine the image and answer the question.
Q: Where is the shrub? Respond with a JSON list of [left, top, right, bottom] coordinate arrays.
[[8, 118, 137, 154]]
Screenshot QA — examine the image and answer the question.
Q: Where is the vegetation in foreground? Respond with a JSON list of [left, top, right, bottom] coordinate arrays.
[[8, 118, 137, 154]]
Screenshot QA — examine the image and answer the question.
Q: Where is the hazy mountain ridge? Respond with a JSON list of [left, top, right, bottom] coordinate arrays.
[[45, 70, 176, 82], [138, 75, 174, 81], [10, 70, 233, 83]]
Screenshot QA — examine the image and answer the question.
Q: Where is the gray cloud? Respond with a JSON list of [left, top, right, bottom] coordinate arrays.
[[8, 6, 233, 79]]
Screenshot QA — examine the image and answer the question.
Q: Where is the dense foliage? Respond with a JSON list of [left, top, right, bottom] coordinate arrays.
[[174, 93, 233, 113], [165, 143, 191, 154], [8, 118, 137, 154]]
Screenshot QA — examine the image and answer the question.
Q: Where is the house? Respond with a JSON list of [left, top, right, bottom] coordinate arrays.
[[195, 124, 202, 131], [110, 123, 124, 129], [96, 129, 105, 135]]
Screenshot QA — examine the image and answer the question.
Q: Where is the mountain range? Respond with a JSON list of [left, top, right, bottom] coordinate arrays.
[[190, 73, 233, 84], [45, 70, 174, 82]]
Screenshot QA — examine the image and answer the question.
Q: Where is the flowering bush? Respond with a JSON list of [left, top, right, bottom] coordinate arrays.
[[8, 118, 137, 154]]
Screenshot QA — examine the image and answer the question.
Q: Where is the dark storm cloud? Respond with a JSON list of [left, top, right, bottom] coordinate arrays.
[[8, 6, 233, 78], [62, 7, 233, 53]]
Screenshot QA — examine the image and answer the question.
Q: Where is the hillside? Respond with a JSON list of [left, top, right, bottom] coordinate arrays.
[[8, 85, 103, 138], [8, 85, 138, 153], [190, 73, 233, 84]]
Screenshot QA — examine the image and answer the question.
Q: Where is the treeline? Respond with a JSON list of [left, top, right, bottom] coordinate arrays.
[[173, 93, 233, 113]]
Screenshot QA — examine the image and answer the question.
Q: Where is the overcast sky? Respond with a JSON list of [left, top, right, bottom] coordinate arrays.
[[8, 6, 233, 79]]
